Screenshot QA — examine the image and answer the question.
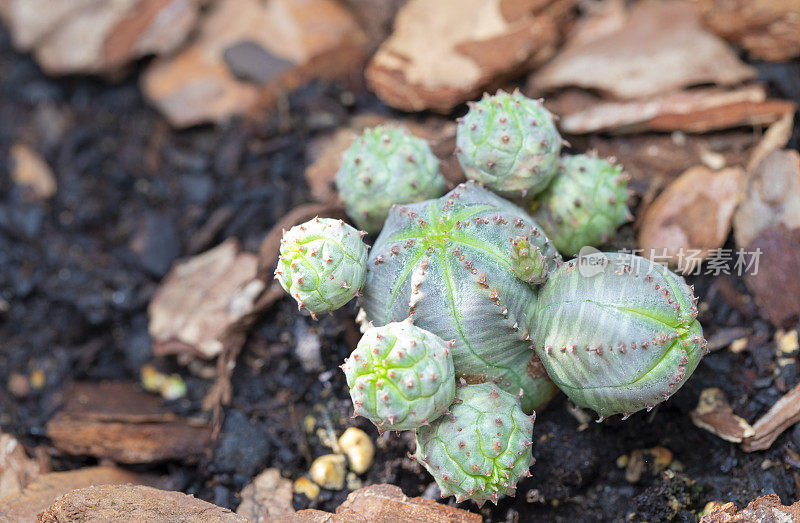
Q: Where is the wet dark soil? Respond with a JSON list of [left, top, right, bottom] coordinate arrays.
[[1, 26, 799, 522]]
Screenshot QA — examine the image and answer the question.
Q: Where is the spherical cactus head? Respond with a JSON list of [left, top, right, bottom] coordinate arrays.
[[414, 383, 535, 506], [275, 217, 368, 315], [360, 181, 561, 414], [509, 235, 549, 285], [335, 125, 447, 233], [530, 153, 631, 256], [533, 252, 705, 419], [342, 319, 456, 431], [456, 90, 562, 198]]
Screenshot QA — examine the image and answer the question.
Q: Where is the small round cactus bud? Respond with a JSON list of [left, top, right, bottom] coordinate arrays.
[[360, 181, 562, 413], [533, 252, 705, 419], [509, 235, 548, 285], [342, 319, 455, 430], [530, 154, 631, 256], [414, 383, 535, 506], [275, 217, 368, 315], [336, 125, 447, 233], [456, 90, 562, 198]]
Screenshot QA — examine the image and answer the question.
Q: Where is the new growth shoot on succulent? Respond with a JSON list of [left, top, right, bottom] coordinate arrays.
[[530, 153, 632, 256], [275, 217, 368, 316], [336, 125, 447, 233], [342, 319, 455, 431], [456, 89, 563, 199], [273, 89, 707, 506], [415, 383, 534, 506]]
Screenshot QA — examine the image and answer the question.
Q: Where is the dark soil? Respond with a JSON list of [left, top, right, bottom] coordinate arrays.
[[1, 25, 799, 522]]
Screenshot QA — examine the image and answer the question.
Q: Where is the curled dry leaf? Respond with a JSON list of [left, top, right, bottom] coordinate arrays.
[[746, 111, 794, 172], [695, 0, 800, 62], [690, 388, 754, 443], [530, 0, 755, 99], [742, 382, 800, 452], [552, 84, 795, 135], [366, 0, 575, 113], [149, 238, 266, 359], [38, 484, 245, 522], [142, 0, 366, 127], [0, 0, 200, 75], [639, 165, 744, 270]]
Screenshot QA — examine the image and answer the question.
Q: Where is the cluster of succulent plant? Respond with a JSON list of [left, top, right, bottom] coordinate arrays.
[[341, 319, 456, 431], [274, 217, 368, 317], [529, 154, 632, 256], [276, 90, 706, 506], [336, 125, 447, 233]]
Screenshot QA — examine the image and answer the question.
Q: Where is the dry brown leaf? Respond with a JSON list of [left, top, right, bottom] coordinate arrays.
[[149, 238, 266, 359], [46, 382, 212, 464], [366, 0, 575, 113], [38, 484, 245, 522], [733, 149, 800, 248], [690, 388, 754, 443], [639, 166, 744, 270], [530, 0, 755, 99], [0, 0, 199, 75], [695, 0, 800, 62], [747, 111, 795, 172], [552, 84, 795, 134], [142, 0, 366, 127], [742, 382, 800, 452]]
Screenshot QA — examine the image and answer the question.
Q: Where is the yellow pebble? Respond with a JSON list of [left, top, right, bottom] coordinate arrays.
[[338, 427, 375, 474], [141, 365, 165, 392], [293, 477, 320, 500], [30, 369, 46, 390], [309, 454, 346, 490]]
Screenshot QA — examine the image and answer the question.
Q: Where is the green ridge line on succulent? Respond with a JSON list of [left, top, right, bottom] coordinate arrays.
[[549, 334, 690, 391], [538, 298, 683, 331]]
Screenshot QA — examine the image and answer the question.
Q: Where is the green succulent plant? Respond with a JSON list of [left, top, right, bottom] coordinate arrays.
[[530, 154, 631, 256], [456, 90, 562, 198], [342, 319, 456, 431], [336, 125, 447, 233], [274, 217, 368, 316], [533, 252, 705, 419], [414, 383, 534, 506], [274, 91, 708, 507], [359, 181, 561, 414]]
